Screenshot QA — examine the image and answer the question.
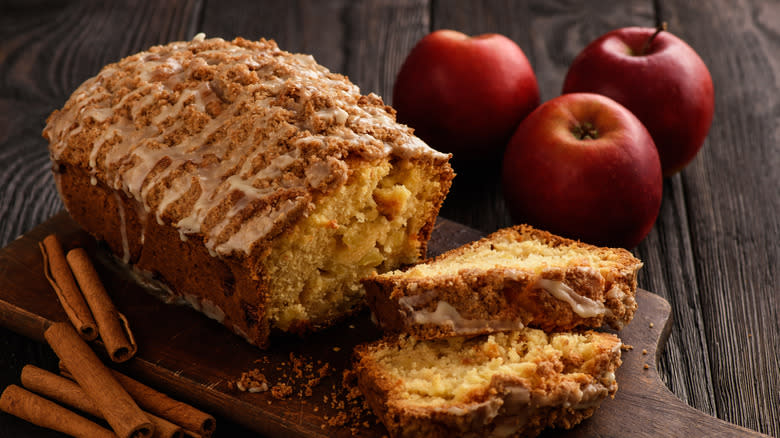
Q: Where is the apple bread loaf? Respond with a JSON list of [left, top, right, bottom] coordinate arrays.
[[353, 328, 622, 438], [364, 225, 641, 340], [43, 35, 453, 348]]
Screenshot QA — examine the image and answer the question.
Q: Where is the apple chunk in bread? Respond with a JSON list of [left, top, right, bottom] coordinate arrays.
[[266, 158, 451, 332]]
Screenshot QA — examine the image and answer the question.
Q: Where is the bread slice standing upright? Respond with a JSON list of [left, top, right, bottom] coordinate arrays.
[[364, 225, 642, 340]]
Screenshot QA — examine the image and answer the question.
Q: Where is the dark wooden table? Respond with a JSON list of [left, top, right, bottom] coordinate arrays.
[[0, 1, 777, 437]]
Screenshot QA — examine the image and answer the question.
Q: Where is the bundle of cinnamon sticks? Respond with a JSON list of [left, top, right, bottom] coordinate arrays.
[[0, 234, 216, 438], [39, 234, 137, 362]]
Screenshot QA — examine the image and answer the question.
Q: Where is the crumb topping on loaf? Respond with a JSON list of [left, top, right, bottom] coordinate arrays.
[[44, 36, 447, 257]]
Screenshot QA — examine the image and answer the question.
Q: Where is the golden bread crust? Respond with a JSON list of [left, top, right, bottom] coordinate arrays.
[[44, 36, 449, 258], [56, 166, 272, 347], [364, 224, 641, 339]]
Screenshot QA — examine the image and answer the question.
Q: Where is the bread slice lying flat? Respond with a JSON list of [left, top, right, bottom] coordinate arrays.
[[363, 225, 642, 339], [354, 329, 622, 438]]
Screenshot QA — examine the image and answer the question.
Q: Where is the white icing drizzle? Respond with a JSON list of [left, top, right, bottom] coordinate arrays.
[[112, 259, 235, 332], [486, 381, 612, 438], [567, 383, 609, 409], [232, 324, 256, 344], [113, 192, 130, 264], [430, 376, 615, 438], [315, 107, 349, 125], [43, 37, 449, 258], [535, 279, 605, 318], [438, 398, 502, 419], [181, 294, 226, 323], [154, 175, 192, 225], [215, 197, 300, 255], [491, 421, 525, 438], [130, 201, 148, 245], [399, 296, 523, 334]]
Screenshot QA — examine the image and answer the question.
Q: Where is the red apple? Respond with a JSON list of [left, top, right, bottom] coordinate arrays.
[[393, 29, 540, 159], [502, 93, 662, 248], [562, 26, 714, 176]]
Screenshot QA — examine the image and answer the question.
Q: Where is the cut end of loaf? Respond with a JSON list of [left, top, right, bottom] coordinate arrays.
[[266, 157, 451, 332]]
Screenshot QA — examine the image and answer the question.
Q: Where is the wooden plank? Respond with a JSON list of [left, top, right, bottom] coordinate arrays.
[[199, 0, 347, 73], [343, 0, 430, 101], [0, 99, 62, 246], [633, 177, 718, 415], [0, 0, 205, 249], [0, 0, 202, 106], [655, 1, 780, 435], [0, 1, 205, 436], [0, 212, 769, 438], [632, 1, 719, 419]]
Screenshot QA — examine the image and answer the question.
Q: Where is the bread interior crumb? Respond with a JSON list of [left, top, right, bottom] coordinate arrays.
[[371, 329, 611, 406], [265, 158, 443, 330], [397, 232, 627, 279]]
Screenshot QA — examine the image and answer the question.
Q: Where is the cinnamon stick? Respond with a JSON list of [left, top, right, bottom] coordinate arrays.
[[109, 371, 216, 437], [60, 362, 214, 437], [39, 235, 97, 340], [0, 384, 116, 438], [21, 365, 183, 438], [44, 322, 153, 438], [66, 247, 138, 362]]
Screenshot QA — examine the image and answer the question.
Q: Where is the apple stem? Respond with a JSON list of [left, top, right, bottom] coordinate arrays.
[[640, 21, 668, 56], [572, 122, 599, 140]]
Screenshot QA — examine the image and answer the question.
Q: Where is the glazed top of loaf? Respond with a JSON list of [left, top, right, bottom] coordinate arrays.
[[44, 35, 448, 257]]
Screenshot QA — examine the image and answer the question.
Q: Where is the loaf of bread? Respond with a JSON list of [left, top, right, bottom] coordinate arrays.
[[43, 35, 453, 348], [364, 225, 641, 339], [354, 329, 622, 438]]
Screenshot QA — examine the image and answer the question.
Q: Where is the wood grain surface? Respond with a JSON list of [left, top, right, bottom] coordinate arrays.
[[0, 0, 777, 436], [0, 213, 768, 438]]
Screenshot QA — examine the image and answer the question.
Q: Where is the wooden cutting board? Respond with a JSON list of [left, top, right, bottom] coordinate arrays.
[[0, 212, 765, 437]]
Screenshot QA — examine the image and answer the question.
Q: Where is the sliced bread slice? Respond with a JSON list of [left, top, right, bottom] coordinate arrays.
[[353, 328, 622, 438], [363, 225, 642, 339]]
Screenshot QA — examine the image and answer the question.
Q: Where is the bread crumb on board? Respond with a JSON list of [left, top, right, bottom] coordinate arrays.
[[231, 352, 332, 399], [271, 383, 293, 399], [233, 368, 268, 393], [229, 352, 376, 432], [319, 368, 376, 434]]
